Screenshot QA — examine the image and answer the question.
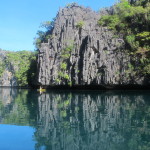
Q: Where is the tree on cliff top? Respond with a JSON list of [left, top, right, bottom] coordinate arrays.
[[98, 0, 150, 76], [34, 19, 56, 49]]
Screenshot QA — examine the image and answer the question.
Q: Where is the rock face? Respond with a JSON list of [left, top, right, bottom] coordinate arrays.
[[0, 51, 18, 87], [0, 70, 17, 86], [37, 4, 149, 88]]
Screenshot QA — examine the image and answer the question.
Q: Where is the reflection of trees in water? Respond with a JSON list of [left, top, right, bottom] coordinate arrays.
[[0, 89, 150, 150], [0, 88, 37, 126], [35, 91, 150, 150]]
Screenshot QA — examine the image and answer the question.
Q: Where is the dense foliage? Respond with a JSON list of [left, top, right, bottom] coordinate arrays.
[[6, 51, 37, 86], [98, 0, 150, 76], [56, 44, 74, 86], [0, 50, 37, 86], [0, 61, 5, 77], [76, 21, 85, 28], [34, 19, 55, 49]]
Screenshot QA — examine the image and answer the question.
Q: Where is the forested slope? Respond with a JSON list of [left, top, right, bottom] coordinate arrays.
[[0, 49, 36, 86]]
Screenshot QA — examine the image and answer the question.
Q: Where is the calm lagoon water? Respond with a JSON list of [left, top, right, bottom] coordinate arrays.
[[0, 88, 150, 150]]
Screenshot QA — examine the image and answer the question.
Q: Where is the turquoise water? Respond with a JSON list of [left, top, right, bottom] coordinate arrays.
[[0, 88, 150, 150]]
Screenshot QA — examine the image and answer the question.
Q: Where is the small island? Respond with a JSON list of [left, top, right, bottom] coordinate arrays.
[[0, 0, 149, 89]]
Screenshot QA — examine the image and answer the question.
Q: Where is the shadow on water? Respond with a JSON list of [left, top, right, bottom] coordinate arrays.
[[0, 88, 150, 150]]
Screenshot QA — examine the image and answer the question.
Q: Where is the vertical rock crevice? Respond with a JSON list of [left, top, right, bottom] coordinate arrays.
[[37, 3, 147, 87]]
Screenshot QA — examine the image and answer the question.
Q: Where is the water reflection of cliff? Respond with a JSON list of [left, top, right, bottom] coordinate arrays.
[[0, 89, 150, 150], [35, 91, 150, 150]]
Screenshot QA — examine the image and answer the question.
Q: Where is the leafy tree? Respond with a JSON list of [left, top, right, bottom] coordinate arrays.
[[6, 51, 37, 86], [0, 61, 5, 77], [34, 18, 56, 49], [76, 21, 85, 28], [55, 44, 74, 85], [40, 21, 54, 31], [98, 0, 150, 75]]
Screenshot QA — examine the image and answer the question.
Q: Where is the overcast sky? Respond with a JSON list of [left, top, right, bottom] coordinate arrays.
[[0, 0, 116, 51]]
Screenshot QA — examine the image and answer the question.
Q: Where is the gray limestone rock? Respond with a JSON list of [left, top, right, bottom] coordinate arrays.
[[0, 50, 18, 87], [37, 4, 148, 87]]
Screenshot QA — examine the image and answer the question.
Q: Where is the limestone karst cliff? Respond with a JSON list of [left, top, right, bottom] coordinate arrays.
[[37, 4, 150, 88], [0, 2, 149, 88], [0, 50, 17, 86]]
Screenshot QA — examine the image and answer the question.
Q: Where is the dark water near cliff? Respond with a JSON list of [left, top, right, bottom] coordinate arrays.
[[0, 88, 150, 150]]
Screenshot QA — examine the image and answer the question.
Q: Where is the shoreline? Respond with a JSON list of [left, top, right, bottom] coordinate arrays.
[[0, 84, 150, 90]]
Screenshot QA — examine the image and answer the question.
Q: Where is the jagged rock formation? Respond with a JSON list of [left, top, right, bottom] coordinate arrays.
[[0, 70, 17, 86], [0, 50, 17, 86], [37, 4, 149, 88]]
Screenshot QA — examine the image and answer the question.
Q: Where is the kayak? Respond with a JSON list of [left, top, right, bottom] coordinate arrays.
[[37, 89, 46, 92]]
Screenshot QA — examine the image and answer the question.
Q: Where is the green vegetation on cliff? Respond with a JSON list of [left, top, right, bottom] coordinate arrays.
[[0, 61, 5, 77], [56, 44, 74, 86], [34, 20, 55, 49], [0, 50, 37, 86], [6, 51, 37, 86], [98, 0, 150, 76]]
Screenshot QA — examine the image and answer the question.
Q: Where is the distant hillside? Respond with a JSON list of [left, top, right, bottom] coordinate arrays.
[[0, 49, 37, 87]]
